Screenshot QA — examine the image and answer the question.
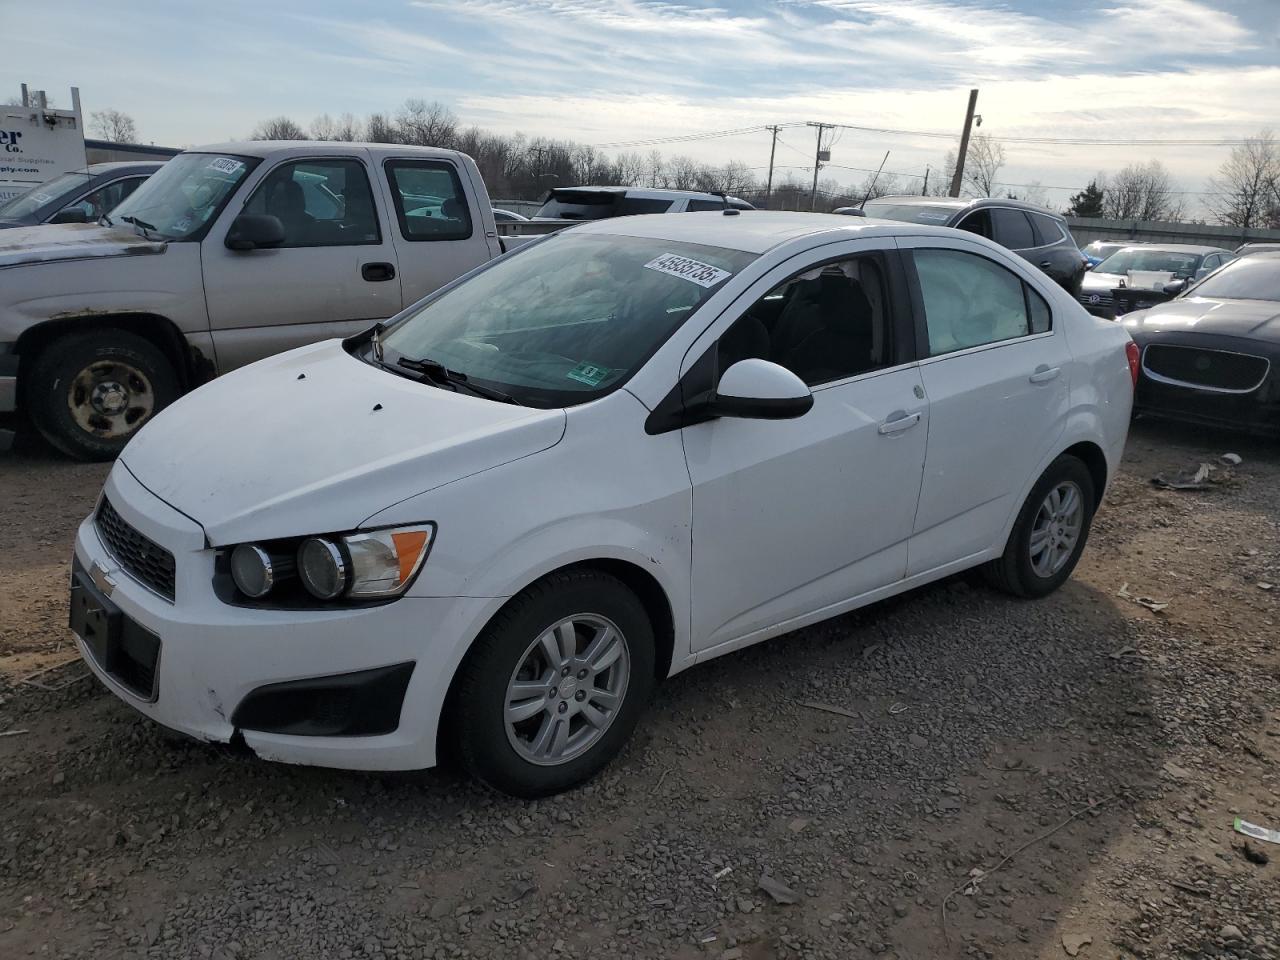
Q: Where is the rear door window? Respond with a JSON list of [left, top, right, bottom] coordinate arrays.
[[990, 209, 1036, 249], [1028, 213, 1063, 246], [384, 159, 473, 241], [913, 248, 1050, 355]]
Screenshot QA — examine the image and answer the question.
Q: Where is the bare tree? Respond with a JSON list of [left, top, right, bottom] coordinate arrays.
[[396, 99, 457, 147], [1204, 130, 1280, 228], [614, 151, 647, 187], [311, 112, 362, 141], [1103, 160, 1181, 220], [1006, 180, 1049, 208], [962, 134, 1006, 197], [364, 113, 397, 143], [250, 116, 308, 140], [664, 155, 701, 190], [856, 171, 902, 203], [645, 150, 665, 188], [90, 109, 138, 142]]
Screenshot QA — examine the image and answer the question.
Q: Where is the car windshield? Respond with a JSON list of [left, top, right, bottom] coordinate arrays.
[[1085, 242, 1124, 257], [0, 171, 91, 218], [380, 232, 756, 406], [109, 152, 258, 240], [1188, 256, 1280, 302], [861, 200, 959, 225], [1094, 249, 1203, 278]]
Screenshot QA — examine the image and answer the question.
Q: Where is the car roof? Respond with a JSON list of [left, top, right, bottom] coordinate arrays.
[[868, 194, 1066, 218], [549, 185, 751, 204], [190, 141, 470, 163], [1106, 243, 1232, 255], [568, 209, 964, 254], [82, 161, 166, 175]]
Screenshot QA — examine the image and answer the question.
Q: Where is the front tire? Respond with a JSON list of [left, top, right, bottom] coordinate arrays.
[[984, 455, 1095, 599], [27, 329, 180, 461], [450, 570, 656, 798]]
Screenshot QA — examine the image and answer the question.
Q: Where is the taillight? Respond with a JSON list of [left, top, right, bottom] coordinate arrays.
[[1125, 340, 1140, 387]]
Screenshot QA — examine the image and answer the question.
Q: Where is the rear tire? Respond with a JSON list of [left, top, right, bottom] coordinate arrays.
[[983, 455, 1095, 599], [27, 329, 180, 461], [450, 570, 655, 798]]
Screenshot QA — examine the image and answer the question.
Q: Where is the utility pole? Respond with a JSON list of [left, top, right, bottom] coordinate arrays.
[[949, 88, 979, 198], [921, 165, 930, 196], [806, 122, 835, 211], [764, 125, 780, 209]]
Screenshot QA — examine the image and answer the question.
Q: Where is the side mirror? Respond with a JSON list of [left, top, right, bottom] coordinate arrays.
[[225, 213, 285, 251], [50, 207, 89, 224], [1163, 280, 1187, 295], [710, 359, 813, 420], [1084, 262, 1093, 271]]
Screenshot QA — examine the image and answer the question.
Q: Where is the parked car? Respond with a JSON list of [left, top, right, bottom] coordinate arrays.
[[0, 141, 548, 460], [0, 162, 163, 229], [1235, 242, 1280, 257], [492, 208, 528, 223], [533, 186, 754, 220], [1079, 244, 1234, 318], [69, 211, 1134, 797], [860, 196, 1086, 295], [1081, 240, 1130, 268], [1123, 251, 1280, 436]]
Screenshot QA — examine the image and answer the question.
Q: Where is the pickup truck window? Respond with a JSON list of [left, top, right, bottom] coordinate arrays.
[[384, 159, 473, 241], [380, 232, 756, 407], [110, 152, 258, 241], [243, 159, 381, 247]]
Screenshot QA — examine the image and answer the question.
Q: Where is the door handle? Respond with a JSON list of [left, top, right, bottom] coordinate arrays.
[[362, 261, 396, 282], [1038, 260, 1052, 268], [878, 411, 921, 435], [1029, 364, 1061, 384]]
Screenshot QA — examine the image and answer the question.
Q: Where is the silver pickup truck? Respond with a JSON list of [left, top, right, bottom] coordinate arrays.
[[0, 140, 556, 460]]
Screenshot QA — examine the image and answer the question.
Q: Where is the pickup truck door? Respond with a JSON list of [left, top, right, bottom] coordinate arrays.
[[377, 156, 502, 306], [202, 154, 403, 372]]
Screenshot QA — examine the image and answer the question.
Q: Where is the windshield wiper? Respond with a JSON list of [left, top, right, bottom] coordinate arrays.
[[120, 214, 159, 240], [98, 212, 114, 227], [396, 356, 522, 405]]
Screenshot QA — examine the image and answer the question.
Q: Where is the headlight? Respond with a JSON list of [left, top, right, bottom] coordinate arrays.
[[230, 543, 278, 598], [225, 524, 435, 603], [298, 538, 348, 600]]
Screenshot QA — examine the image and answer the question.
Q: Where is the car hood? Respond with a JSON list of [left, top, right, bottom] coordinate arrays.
[[1123, 297, 1280, 342], [0, 222, 166, 268], [1081, 271, 1125, 293], [121, 340, 567, 545]]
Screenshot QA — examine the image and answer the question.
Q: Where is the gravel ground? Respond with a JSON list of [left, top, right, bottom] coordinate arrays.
[[1, 419, 1277, 960]]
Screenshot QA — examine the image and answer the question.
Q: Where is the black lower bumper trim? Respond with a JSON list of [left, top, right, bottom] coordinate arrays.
[[231, 662, 416, 737]]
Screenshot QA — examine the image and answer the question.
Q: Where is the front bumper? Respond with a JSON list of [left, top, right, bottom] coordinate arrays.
[[73, 465, 501, 770], [1132, 335, 1280, 437]]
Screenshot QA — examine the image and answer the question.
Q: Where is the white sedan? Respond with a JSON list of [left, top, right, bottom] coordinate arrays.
[[70, 212, 1136, 797]]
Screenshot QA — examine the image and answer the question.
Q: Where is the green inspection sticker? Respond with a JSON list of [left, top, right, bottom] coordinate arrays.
[[566, 362, 611, 386]]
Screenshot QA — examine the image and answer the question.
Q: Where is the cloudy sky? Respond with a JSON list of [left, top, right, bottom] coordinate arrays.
[[5, 0, 1278, 210]]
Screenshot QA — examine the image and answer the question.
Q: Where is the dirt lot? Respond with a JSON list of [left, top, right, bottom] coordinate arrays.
[[1, 421, 1277, 960]]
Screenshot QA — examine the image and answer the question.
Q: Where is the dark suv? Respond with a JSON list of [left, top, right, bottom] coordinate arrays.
[[860, 196, 1086, 295]]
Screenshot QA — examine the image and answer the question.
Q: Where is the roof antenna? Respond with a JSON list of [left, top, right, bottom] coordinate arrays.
[[713, 191, 740, 217]]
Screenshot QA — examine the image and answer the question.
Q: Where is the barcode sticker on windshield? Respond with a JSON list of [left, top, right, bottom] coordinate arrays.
[[207, 157, 243, 176], [644, 253, 731, 288]]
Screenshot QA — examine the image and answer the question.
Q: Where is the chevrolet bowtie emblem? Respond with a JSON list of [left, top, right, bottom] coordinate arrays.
[[89, 560, 117, 597]]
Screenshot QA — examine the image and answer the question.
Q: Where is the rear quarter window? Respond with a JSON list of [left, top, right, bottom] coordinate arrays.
[[384, 159, 473, 241]]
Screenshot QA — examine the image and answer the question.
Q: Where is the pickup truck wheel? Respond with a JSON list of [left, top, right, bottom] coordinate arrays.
[[450, 570, 655, 798], [983, 455, 1095, 599], [27, 330, 180, 461]]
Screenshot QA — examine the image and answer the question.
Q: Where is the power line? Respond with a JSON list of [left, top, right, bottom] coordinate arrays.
[[594, 124, 792, 148]]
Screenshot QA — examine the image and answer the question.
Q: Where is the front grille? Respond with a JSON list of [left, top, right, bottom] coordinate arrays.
[[1080, 292, 1113, 309], [96, 498, 176, 601], [1142, 344, 1270, 394]]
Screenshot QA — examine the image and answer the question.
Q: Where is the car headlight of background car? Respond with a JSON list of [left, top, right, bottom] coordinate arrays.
[[224, 524, 435, 604]]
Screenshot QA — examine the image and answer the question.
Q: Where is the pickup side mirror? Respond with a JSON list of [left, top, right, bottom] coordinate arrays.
[[49, 207, 90, 224], [1163, 279, 1187, 296], [226, 213, 285, 251], [710, 358, 813, 420]]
